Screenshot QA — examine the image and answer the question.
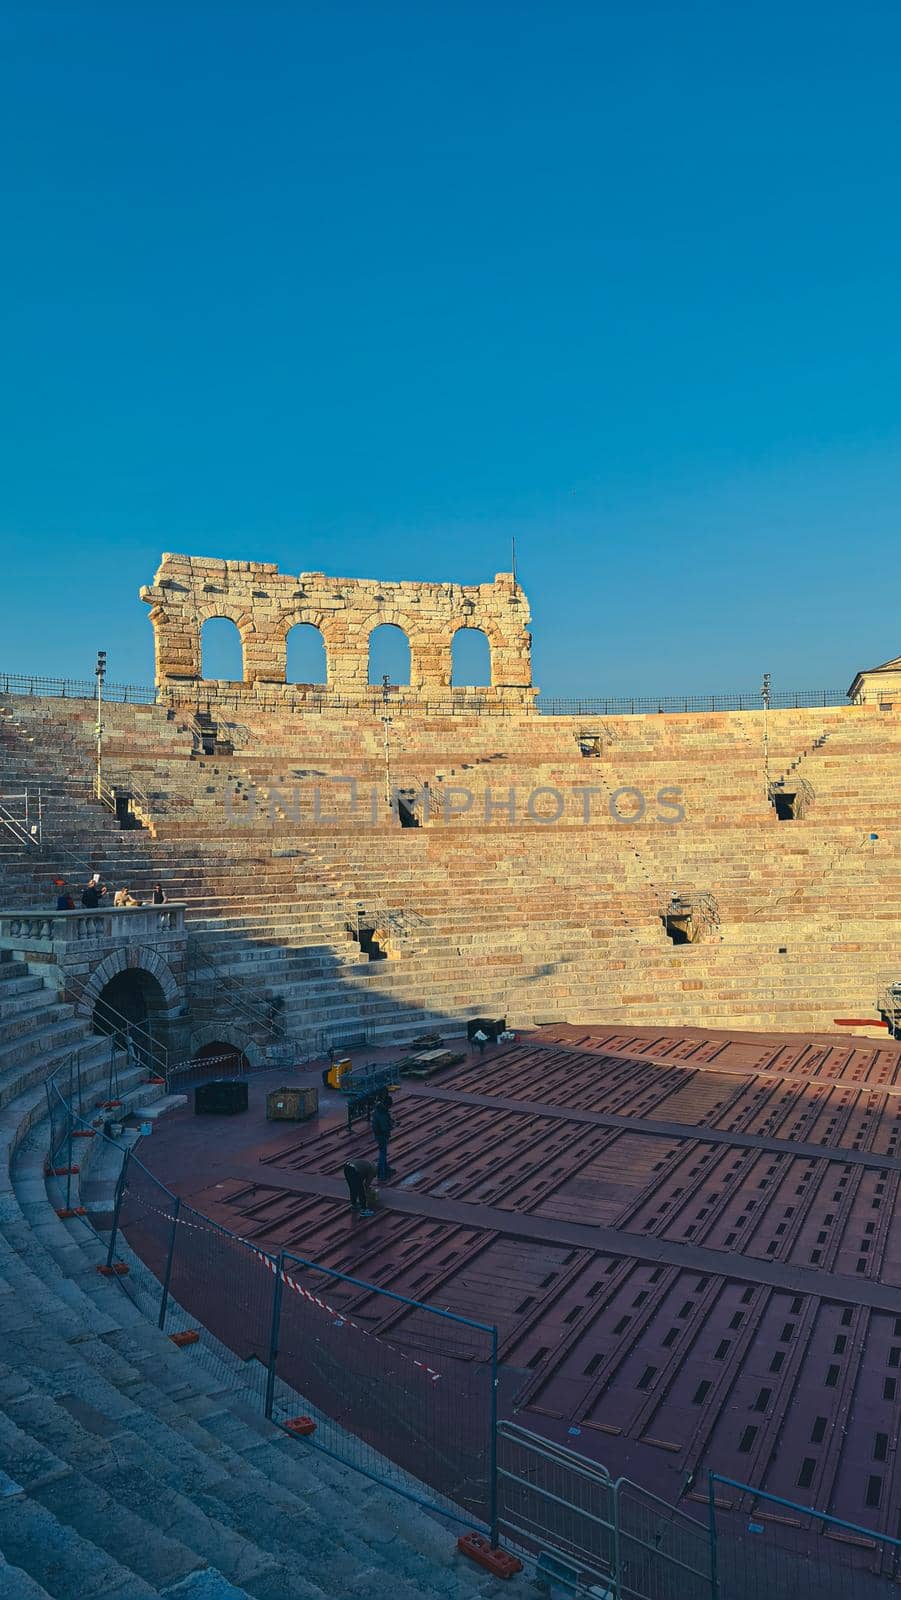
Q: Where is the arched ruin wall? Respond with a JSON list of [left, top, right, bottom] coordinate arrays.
[[140, 553, 535, 706]]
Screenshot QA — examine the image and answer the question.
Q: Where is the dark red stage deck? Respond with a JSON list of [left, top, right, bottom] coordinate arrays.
[[140, 1024, 901, 1539]]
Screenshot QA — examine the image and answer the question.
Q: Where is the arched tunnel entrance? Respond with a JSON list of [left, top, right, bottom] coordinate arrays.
[[193, 1039, 250, 1075], [92, 969, 169, 1069]]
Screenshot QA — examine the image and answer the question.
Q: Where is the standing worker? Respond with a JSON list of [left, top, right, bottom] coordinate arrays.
[[371, 1088, 394, 1182]]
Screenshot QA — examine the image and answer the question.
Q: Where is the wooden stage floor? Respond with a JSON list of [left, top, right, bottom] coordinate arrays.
[[134, 1023, 901, 1542]]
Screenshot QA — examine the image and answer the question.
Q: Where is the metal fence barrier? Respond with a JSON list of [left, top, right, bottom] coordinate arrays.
[[100, 1130, 499, 1535], [269, 1252, 497, 1532], [497, 1421, 712, 1599], [708, 1474, 901, 1600]]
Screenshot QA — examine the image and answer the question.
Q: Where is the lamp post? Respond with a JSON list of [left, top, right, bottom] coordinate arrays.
[[95, 651, 106, 800], [761, 671, 771, 800], [381, 673, 392, 808]]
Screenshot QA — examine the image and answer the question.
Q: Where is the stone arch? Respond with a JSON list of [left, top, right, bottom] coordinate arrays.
[[368, 619, 413, 687], [189, 1021, 264, 1069], [76, 945, 182, 1024], [142, 554, 536, 703], [451, 624, 493, 687], [200, 615, 244, 681], [280, 612, 330, 686], [197, 602, 278, 684]]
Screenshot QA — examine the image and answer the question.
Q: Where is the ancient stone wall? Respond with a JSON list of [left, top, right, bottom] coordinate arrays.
[[140, 553, 535, 706]]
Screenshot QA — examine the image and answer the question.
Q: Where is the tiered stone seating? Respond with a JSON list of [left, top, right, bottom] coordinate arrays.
[[2, 685, 900, 1590], [2, 693, 900, 1042], [0, 951, 512, 1598]]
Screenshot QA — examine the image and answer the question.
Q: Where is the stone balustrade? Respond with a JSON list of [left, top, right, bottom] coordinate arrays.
[[0, 903, 186, 950]]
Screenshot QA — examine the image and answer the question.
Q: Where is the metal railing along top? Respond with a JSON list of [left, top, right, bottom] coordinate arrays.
[[0, 670, 158, 704], [540, 689, 848, 716], [1, 671, 849, 717]]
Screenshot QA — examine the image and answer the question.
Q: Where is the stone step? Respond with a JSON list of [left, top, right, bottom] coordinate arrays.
[[0, 1487, 159, 1600], [0, 1551, 56, 1600], [0, 1388, 337, 1600]]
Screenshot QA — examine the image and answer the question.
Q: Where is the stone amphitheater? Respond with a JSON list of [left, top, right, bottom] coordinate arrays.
[[1, 550, 900, 1598]]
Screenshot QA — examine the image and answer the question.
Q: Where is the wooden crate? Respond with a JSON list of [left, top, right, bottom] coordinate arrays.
[[266, 1086, 319, 1122]]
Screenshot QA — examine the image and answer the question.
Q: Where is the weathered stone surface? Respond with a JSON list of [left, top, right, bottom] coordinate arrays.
[[140, 554, 535, 706]]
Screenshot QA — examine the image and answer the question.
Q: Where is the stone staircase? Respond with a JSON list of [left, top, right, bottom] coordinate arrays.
[[0, 951, 526, 1598]]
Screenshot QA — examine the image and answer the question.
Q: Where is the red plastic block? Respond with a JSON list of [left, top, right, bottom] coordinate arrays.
[[148, 1076, 166, 1085], [55, 1207, 87, 1218], [283, 1416, 317, 1437], [99, 1100, 122, 1110], [169, 1330, 200, 1348], [457, 1533, 523, 1578], [96, 1263, 130, 1276], [51, 1165, 80, 1176], [72, 1129, 96, 1139]]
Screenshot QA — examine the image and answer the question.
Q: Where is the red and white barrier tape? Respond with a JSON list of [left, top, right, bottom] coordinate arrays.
[[125, 1185, 443, 1382]]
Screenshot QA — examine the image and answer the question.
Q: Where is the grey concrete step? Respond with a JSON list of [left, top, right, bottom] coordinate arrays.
[[0, 1367, 329, 1600], [0, 1489, 159, 1600], [0, 1550, 56, 1600]]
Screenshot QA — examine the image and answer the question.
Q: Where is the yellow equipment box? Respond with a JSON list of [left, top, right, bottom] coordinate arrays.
[[326, 1057, 352, 1090]]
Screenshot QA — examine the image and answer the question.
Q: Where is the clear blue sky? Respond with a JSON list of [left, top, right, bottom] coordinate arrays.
[[2, 1, 901, 696]]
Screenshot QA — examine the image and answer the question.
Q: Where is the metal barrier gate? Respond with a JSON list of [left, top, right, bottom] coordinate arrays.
[[497, 1421, 712, 1599]]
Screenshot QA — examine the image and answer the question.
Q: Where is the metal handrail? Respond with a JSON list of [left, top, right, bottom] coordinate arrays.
[[59, 965, 169, 1082], [541, 689, 847, 715], [0, 788, 42, 849], [186, 931, 292, 1049], [663, 887, 720, 929], [95, 773, 162, 822], [353, 899, 424, 942]]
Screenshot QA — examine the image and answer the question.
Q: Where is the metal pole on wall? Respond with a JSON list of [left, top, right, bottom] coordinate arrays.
[[381, 673, 392, 808], [106, 1146, 131, 1269], [265, 1251, 285, 1419], [95, 649, 106, 800], [158, 1195, 181, 1331], [489, 1325, 499, 1549], [761, 671, 771, 802]]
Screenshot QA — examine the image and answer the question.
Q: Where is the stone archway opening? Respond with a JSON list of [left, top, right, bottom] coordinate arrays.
[[369, 623, 411, 686], [92, 968, 169, 1069], [201, 616, 244, 681], [193, 1039, 250, 1074], [452, 626, 492, 687], [286, 623, 327, 685]]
